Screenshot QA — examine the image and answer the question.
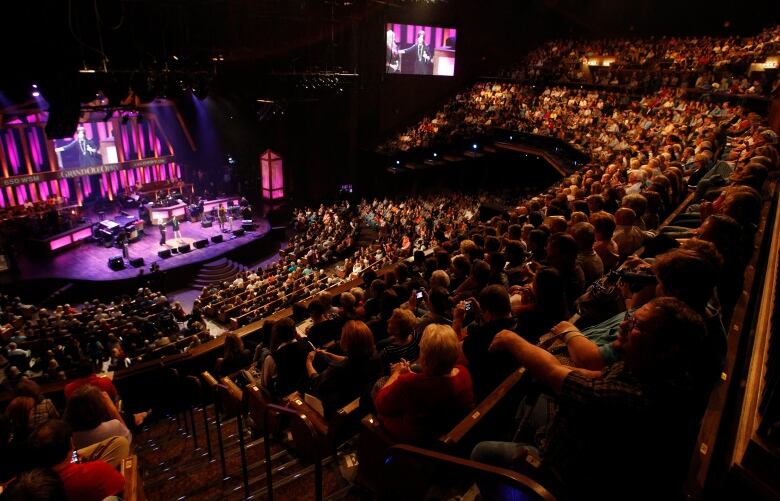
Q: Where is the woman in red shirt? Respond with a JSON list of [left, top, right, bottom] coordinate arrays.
[[374, 324, 474, 445]]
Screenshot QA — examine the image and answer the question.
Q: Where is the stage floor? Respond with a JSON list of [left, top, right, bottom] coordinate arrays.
[[16, 217, 273, 282]]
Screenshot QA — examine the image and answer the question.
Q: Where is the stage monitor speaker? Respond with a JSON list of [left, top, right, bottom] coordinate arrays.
[[241, 220, 254, 231], [201, 219, 213, 228], [211, 235, 223, 244], [193, 239, 208, 249], [108, 256, 125, 270], [158, 249, 172, 259], [178, 243, 192, 253], [129, 257, 145, 268], [232, 229, 245, 237]]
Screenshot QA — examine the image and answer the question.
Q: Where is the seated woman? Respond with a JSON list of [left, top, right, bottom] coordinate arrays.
[[64, 384, 132, 450], [374, 324, 474, 445], [378, 308, 421, 371], [511, 266, 570, 344], [262, 318, 312, 398], [7, 379, 59, 434], [215, 332, 252, 376], [306, 320, 383, 418]]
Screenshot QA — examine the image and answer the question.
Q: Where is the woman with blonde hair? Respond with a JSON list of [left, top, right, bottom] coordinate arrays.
[[374, 324, 473, 445]]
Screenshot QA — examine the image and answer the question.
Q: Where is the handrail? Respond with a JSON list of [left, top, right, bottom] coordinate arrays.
[[386, 444, 557, 501], [121, 455, 145, 501], [494, 141, 570, 177], [633, 190, 696, 258], [729, 179, 780, 494], [263, 403, 323, 501], [684, 181, 778, 498], [439, 367, 527, 447]]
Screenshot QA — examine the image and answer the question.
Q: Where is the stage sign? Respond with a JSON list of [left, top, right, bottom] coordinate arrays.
[[0, 156, 175, 188]]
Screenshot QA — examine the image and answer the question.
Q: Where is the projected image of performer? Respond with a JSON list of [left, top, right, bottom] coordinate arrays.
[[401, 30, 433, 75], [55, 126, 102, 167], [386, 30, 401, 73]]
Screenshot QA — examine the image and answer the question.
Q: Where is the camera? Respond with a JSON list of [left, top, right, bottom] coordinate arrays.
[[464, 300, 473, 311], [612, 268, 657, 292], [416, 288, 425, 299]]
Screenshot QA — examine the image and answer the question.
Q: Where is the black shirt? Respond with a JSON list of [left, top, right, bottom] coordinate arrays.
[[461, 316, 520, 399]]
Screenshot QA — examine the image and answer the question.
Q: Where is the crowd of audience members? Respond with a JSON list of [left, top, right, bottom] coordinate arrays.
[[501, 25, 780, 96], [1, 357, 147, 499], [0, 289, 208, 389], [379, 24, 778, 154], [379, 80, 771, 156], [196, 195, 480, 328], [252, 81, 777, 497], [0, 26, 778, 499]]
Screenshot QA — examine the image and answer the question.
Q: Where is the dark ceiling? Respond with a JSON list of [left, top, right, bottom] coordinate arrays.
[[3, 0, 778, 108]]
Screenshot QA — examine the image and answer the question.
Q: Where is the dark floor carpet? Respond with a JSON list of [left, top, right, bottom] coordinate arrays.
[[133, 408, 358, 500]]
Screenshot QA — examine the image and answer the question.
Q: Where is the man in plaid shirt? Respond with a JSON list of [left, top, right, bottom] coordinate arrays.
[[473, 297, 707, 500]]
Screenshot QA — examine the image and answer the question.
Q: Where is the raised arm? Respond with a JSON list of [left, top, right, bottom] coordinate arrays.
[[549, 321, 606, 371], [492, 329, 590, 394]]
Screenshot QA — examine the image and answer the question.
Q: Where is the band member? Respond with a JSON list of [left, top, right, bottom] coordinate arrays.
[[158, 218, 167, 245], [54, 126, 102, 167], [172, 217, 182, 242], [119, 231, 130, 259], [218, 204, 227, 231]]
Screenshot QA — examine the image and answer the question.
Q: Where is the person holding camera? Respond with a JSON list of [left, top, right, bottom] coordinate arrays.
[[26, 419, 126, 501], [410, 286, 452, 334], [553, 247, 726, 395], [473, 297, 708, 500], [456, 285, 519, 399]]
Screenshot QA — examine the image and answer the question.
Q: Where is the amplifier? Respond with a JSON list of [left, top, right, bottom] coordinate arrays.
[[108, 256, 125, 270]]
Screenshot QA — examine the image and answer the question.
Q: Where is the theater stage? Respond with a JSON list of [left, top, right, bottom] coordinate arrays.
[[16, 217, 275, 282]]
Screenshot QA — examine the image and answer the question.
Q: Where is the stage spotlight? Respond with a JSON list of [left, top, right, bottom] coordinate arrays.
[[395, 160, 400, 165], [509, 135, 513, 140], [32, 84, 40, 98], [472, 143, 478, 150], [433, 152, 438, 157]]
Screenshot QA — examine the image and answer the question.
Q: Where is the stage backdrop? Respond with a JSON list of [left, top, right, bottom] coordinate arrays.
[[0, 109, 182, 208]]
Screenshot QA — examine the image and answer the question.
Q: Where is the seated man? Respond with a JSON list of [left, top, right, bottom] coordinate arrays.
[[457, 285, 518, 399], [474, 298, 707, 500], [27, 419, 126, 501], [559, 247, 725, 395]]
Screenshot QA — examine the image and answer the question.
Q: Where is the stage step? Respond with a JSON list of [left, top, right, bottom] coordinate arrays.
[[188, 258, 245, 290]]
